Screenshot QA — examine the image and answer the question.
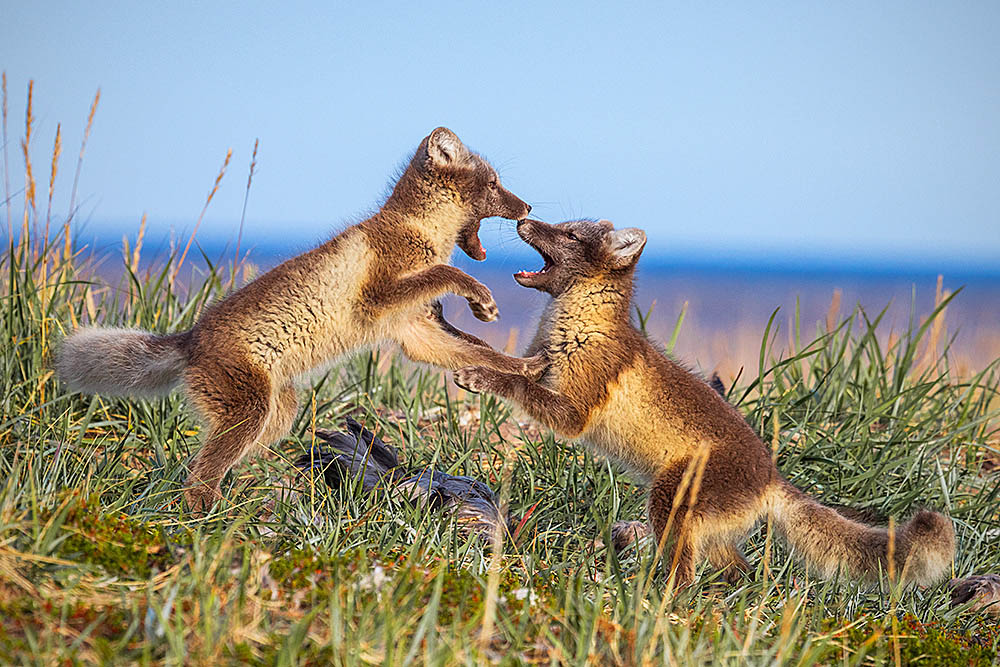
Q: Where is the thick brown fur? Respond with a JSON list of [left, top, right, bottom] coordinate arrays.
[[57, 128, 546, 511], [455, 218, 955, 589]]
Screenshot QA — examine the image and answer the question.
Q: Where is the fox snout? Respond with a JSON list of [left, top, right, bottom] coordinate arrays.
[[515, 219, 549, 254], [516, 217, 536, 235], [516, 218, 548, 243], [502, 191, 531, 221]]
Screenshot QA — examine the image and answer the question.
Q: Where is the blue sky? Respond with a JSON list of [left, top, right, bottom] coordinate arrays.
[[4, 2, 999, 270]]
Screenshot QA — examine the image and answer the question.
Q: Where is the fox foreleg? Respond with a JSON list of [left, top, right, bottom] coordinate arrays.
[[374, 264, 498, 322], [398, 308, 548, 377], [454, 367, 585, 436]]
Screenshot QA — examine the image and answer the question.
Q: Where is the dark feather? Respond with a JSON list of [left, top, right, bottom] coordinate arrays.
[[294, 419, 509, 542], [948, 574, 1000, 615], [709, 373, 726, 397], [344, 417, 400, 470], [293, 419, 400, 493]]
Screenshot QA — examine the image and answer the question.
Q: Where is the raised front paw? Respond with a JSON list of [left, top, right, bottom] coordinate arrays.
[[467, 291, 499, 322], [522, 352, 550, 381], [454, 366, 494, 394]]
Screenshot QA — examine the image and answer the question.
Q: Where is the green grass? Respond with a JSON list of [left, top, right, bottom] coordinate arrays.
[[3, 222, 1000, 665], [3, 88, 1000, 664]]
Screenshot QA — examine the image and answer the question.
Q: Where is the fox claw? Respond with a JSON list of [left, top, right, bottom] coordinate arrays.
[[455, 366, 492, 393]]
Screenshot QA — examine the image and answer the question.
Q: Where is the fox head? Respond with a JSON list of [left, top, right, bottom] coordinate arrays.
[[513, 218, 647, 295], [392, 127, 531, 261]]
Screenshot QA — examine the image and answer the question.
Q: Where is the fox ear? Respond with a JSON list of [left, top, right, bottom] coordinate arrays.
[[607, 227, 647, 269], [425, 127, 468, 166]]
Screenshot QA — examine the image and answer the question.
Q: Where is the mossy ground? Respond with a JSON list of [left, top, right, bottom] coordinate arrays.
[[3, 496, 998, 664]]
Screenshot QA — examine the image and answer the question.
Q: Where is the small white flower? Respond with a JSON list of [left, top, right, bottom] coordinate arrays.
[[511, 587, 537, 604], [358, 565, 388, 593]]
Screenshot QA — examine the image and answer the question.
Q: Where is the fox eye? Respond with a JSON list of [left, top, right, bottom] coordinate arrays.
[[488, 178, 498, 190], [566, 232, 580, 242]]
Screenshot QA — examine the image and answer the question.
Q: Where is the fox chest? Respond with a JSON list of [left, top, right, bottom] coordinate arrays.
[[551, 362, 694, 481]]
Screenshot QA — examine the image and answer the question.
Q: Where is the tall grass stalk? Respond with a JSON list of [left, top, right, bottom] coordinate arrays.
[[2, 86, 999, 664]]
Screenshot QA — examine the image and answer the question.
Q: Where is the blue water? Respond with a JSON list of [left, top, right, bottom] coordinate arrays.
[[45, 228, 1000, 374]]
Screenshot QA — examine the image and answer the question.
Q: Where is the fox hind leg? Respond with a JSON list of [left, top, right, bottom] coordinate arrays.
[[705, 540, 750, 584], [648, 472, 699, 590], [183, 362, 272, 512], [259, 382, 299, 448]]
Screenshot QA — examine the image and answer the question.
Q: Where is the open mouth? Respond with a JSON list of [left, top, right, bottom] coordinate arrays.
[[513, 245, 555, 281], [458, 221, 486, 261]]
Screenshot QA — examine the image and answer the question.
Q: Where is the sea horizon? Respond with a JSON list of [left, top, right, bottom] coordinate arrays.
[[21, 224, 996, 382], [26, 220, 1000, 281]]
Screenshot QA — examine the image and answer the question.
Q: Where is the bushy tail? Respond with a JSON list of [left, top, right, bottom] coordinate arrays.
[[768, 479, 955, 586], [56, 327, 189, 397]]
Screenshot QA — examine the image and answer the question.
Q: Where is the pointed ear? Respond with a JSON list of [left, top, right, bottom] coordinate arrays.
[[607, 227, 647, 269], [425, 127, 468, 167]]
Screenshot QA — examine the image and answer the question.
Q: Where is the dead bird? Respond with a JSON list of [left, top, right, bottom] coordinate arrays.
[[294, 418, 510, 541], [948, 574, 1000, 615]]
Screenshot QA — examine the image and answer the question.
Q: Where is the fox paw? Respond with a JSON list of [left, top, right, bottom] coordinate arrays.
[[468, 295, 499, 322], [184, 486, 223, 518], [454, 366, 493, 394]]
